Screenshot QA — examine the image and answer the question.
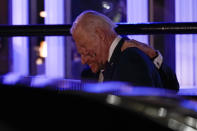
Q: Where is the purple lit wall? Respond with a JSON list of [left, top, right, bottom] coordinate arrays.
[[44, 0, 65, 78], [175, 0, 197, 88], [12, 0, 29, 76], [127, 0, 148, 44]]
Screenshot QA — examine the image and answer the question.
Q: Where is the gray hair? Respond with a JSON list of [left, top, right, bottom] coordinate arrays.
[[70, 10, 117, 35]]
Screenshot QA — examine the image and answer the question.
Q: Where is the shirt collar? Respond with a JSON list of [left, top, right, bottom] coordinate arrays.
[[108, 35, 122, 62]]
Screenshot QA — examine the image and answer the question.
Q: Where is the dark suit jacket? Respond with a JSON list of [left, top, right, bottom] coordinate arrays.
[[103, 38, 163, 88], [81, 38, 179, 91]]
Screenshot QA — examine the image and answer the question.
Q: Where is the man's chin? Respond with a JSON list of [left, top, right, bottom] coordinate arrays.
[[90, 64, 105, 73], [90, 67, 99, 73], [91, 68, 98, 73]]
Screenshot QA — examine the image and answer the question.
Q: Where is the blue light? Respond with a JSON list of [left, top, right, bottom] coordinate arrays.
[[44, 0, 65, 78], [30, 75, 55, 88], [127, 0, 148, 44], [83, 81, 129, 93], [83, 81, 176, 96], [175, 0, 197, 88], [2, 72, 22, 85], [181, 100, 197, 113], [12, 0, 29, 76]]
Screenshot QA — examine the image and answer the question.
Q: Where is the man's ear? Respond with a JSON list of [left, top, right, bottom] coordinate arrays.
[[95, 27, 105, 41]]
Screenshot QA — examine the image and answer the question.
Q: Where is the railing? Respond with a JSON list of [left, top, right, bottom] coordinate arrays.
[[0, 22, 197, 36]]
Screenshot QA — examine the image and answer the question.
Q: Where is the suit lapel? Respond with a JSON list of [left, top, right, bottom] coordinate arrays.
[[103, 38, 125, 81]]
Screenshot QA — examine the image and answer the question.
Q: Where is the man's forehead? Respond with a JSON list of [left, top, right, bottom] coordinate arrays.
[[73, 28, 85, 42]]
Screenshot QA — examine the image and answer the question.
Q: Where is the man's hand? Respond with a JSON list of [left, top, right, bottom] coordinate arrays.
[[121, 39, 157, 59]]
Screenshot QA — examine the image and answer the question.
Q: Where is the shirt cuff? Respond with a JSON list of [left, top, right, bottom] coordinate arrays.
[[153, 50, 163, 69]]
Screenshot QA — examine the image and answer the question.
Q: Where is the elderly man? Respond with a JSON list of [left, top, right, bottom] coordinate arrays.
[[71, 10, 179, 91]]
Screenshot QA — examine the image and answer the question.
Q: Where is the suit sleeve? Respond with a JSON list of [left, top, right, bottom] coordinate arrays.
[[113, 47, 163, 87], [158, 63, 180, 91]]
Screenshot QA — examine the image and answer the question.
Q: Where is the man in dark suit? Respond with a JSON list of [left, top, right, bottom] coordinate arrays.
[[70, 10, 179, 91]]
